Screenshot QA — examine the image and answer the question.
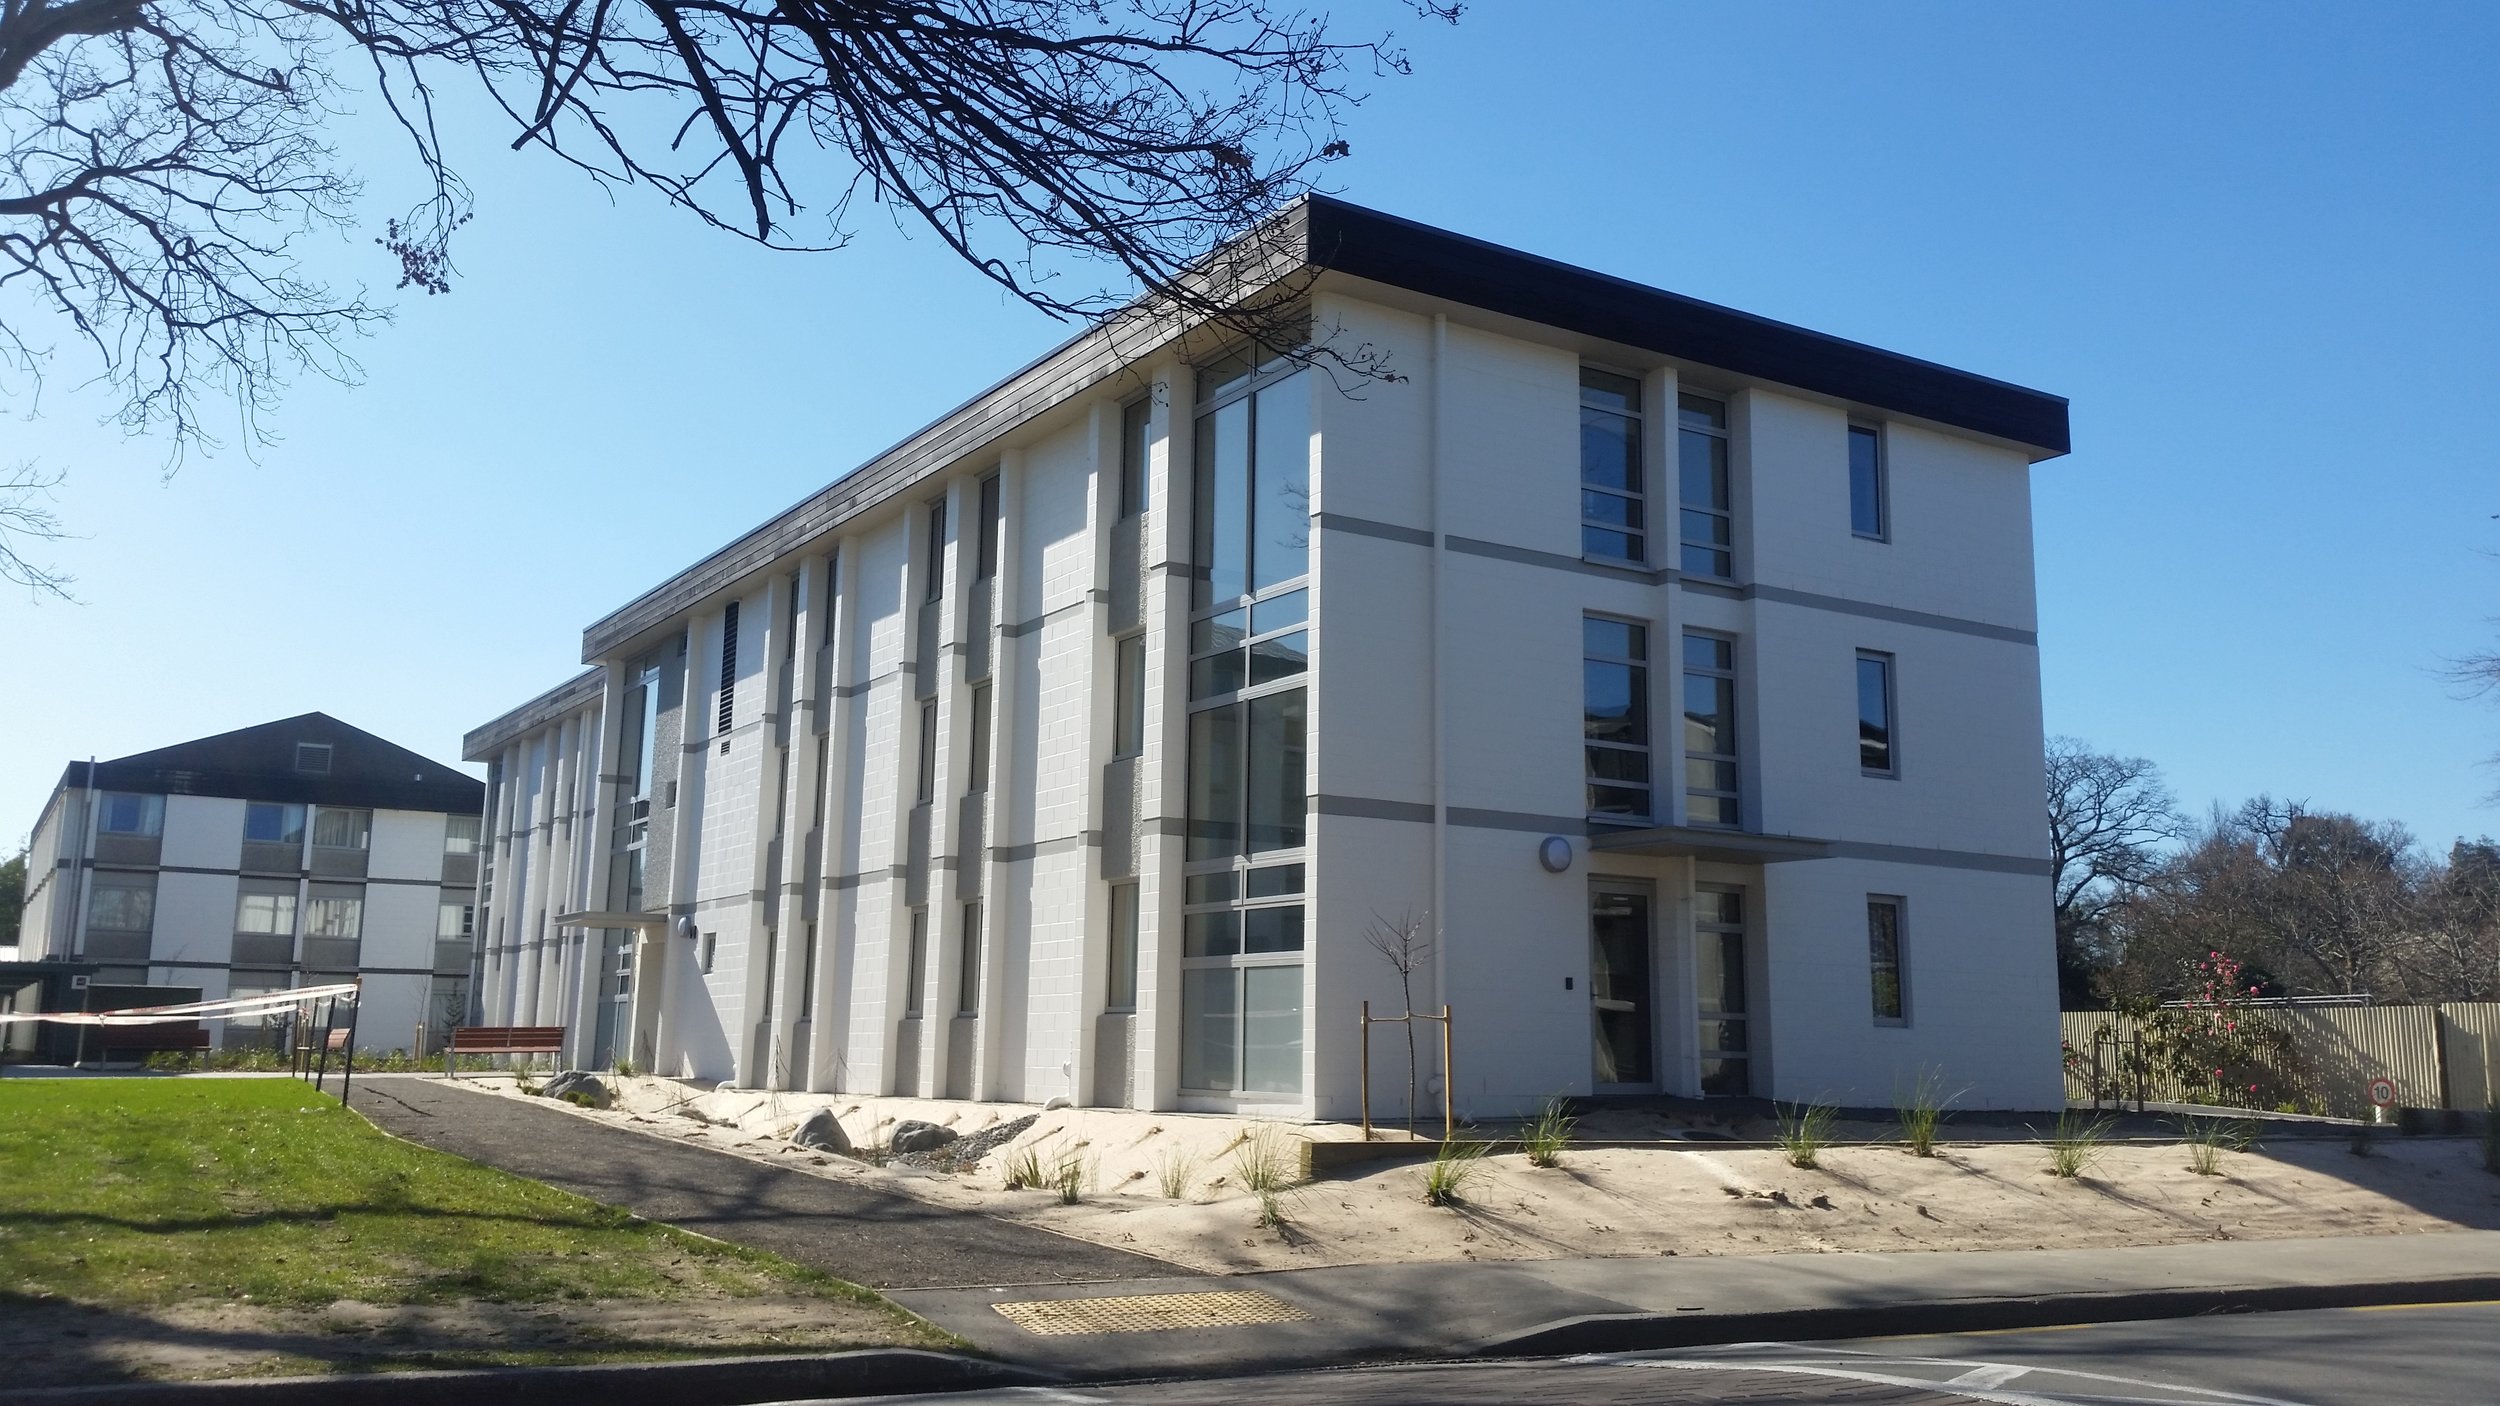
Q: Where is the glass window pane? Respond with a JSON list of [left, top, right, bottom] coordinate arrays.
[[1683, 675, 1732, 755], [1850, 425, 1883, 537], [1244, 689, 1307, 855], [1185, 872, 1237, 905], [1579, 408, 1639, 491], [1685, 758, 1738, 793], [1584, 618, 1644, 660], [1706, 929, 1748, 1013], [1191, 650, 1245, 701], [1240, 965, 1304, 1094], [1682, 544, 1732, 578], [1108, 884, 1140, 1009], [1190, 608, 1247, 656], [1250, 589, 1307, 635], [1242, 905, 1304, 953], [1700, 1057, 1750, 1096], [1185, 911, 1240, 958], [1197, 350, 1254, 405], [1249, 631, 1308, 686], [1580, 367, 1641, 414], [1696, 795, 1740, 826], [1583, 526, 1642, 561], [1588, 784, 1649, 819], [1120, 399, 1151, 518], [1187, 704, 1243, 860], [1583, 661, 1646, 745], [1193, 398, 1250, 607], [1244, 863, 1304, 898], [310, 809, 369, 850], [1586, 746, 1651, 783], [1869, 901, 1905, 1020], [1678, 394, 1726, 430], [1699, 1018, 1749, 1054], [1114, 636, 1147, 756], [1859, 655, 1893, 771], [1679, 428, 1728, 509], [1582, 488, 1643, 529], [1180, 969, 1238, 1090], [1250, 375, 1311, 593], [1684, 634, 1732, 671], [966, 686, 992, 794]]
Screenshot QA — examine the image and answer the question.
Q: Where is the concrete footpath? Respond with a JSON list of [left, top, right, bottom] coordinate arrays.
[[344, 1078, 2500, 1385]]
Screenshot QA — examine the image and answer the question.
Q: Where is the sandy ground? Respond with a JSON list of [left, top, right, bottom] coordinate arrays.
[[0, 1293, 929, 1387], [505, 1077, 2500, 1275]]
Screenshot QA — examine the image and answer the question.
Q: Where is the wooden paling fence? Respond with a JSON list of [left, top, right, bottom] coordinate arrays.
[[2062, 1003, 2500, 1118]]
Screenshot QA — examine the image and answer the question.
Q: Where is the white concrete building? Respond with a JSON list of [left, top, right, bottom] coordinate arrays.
[[17, 714, 486, 1051], [467, 199, 2071, 1115]]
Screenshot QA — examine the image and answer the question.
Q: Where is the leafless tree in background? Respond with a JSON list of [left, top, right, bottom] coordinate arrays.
[[1, 0, 1459, 595], [0, 463, 73, 597], [2044, 736, 2185, 1004]]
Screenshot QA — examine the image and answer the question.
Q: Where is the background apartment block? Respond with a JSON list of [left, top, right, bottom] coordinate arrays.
[[469, 198, 2071, 1115], [18, 715, 487, 1051]]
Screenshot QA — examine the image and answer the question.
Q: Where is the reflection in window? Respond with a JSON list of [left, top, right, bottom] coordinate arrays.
[[1869, 898, 1907, 1023], [1849, 424, 1885, 539], [1584, 616, 1651, 821], [1580, 369, 1644, 562], [1679, 394, 1732, 578], [1857, 651, 1896, 775], [245, 802, 304, 846], [97, 793, 163, 836], [1683, 633, 1740, 827]]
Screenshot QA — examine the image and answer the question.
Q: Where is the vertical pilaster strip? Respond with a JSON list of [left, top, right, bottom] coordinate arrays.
[[1137, 358, 1188, 1111], [574, 666, 627, 1067], [922, 476, 971, 1097], [1067, 405, 1116, 1106], [810, 545, 859, 1092], [972, 448, 1026, 1101], [734, 576, 787, 1085], [652, 611, 711, 1077], [769, 557, 829, 1087]]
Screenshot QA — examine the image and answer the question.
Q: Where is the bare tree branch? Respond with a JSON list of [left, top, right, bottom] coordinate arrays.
[[0, 460, 76, 598]]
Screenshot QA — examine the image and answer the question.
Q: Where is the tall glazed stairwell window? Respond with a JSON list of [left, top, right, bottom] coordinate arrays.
[[1183, 342, 1311, 1098], [1583, 616, 1651, 822], [1683, 632, 1740, 827], [1679, 394, 1732, 578], [1580, 369, 1644, 563]]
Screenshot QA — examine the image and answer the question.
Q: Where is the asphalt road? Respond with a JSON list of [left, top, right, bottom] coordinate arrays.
[[343, 1075, 1179, 1290], [828, 1301, 2500, 1405]]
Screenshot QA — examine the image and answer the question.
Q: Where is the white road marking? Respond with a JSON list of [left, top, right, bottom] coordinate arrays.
[[1574, 1342, 2318, 1406], [1953, 1364, 2034, 1388]]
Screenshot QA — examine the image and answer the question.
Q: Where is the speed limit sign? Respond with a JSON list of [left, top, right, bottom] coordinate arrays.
[[2365, 1076, 2398, 1109]]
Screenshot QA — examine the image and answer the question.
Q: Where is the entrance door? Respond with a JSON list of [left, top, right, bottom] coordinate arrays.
[[1590, 885, 1655, 1089], [591, 932, 632, 1069]]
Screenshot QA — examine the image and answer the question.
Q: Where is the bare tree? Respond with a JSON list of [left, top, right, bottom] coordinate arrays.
[[0, 463, 73, 597], [2, 0, 1458, 579], [1362, 907, 1431, 1137], [2232, 798, 2423, 998], [2044, 736, 2185, 1005]]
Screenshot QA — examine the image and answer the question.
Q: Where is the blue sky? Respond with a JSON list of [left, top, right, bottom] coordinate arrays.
[[7, 3, 2497, 856]]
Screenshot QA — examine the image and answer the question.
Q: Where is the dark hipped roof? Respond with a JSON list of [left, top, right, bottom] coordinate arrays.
[[572, 195, 2070, 664], [56, 713, 483, 815]]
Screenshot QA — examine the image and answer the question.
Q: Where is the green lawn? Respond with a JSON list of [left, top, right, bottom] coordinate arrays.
[[0, 1079, 923, 1323]]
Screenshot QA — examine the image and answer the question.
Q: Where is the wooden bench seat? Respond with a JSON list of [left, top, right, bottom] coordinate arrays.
[[445, 1025, 566, 1076]]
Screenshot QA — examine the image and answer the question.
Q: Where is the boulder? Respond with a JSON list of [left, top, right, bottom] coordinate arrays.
[[541, 1071, 613, 1109], [790, 1108, 852, 1153], [889, 1119, 959, 1155]]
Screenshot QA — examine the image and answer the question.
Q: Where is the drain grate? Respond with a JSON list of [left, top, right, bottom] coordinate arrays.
[[991, 1289, 1311, 1336]]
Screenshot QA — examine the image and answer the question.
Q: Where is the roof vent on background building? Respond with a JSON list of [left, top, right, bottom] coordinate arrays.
[[295, 742, 333, 775]]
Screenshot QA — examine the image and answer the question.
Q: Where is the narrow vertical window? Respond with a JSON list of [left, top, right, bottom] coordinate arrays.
[[1849, 424, 1885, 539], [1582, 616, 1651, 822], [976, 474, 1002, 581], [1114, 635, 1147, 756], [904, 909, 927, 1017], [965, 684, 992, 794], [924, 498, 948, 602], [1679, 394, 1732, 578], [717, 600, 740, 739], [1579, 369, 1644, 563], [1868, 897, 1907, 1023], [1119, 398, 1151, 519], [1696, 887, 1750, 1095], [1107, 882, 1139, 1011], [916, 701, 939, 805], [958, 902, 982, 1014], [1857, 651, 1896, 776], [1683, 632, 1740, 827]]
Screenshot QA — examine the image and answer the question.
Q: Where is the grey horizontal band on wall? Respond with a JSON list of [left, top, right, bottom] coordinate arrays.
[[1446, 806, 1588, 834], [1688, 580, 2038, 647], [1004, 598, 1089, 639], [1446, 534, 1674, 585], [988, 832, 1095, 863], [1315, 511, 1433, 548], [1824, 840, 2052, 876], [1312, 794, 1436, 824], [835, 666, 906, 699], [130, 863, 472, 891], [824, 866, 911, 892]]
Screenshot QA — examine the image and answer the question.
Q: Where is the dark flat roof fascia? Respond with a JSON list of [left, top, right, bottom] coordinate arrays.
[[1300, 197, 2069, 458], [463, 667, 605, 762], [567, 196, 2066, 667]]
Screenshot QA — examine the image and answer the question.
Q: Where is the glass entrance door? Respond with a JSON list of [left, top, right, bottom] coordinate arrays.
[[1590, 886, 1655, 1088]]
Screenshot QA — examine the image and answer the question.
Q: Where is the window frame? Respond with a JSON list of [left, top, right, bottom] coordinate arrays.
[[1868, 895, 1909, 1025], [244, 801, 304, 846], [1682, 630, 1742, 828], [1118, 396, 1151, 519], [915, 700, 939, 806], [1856, 649, 1898, 778], [1677, 392, 1734, 580], [1695, 884, 1751, 1095], [903, 909, 927, 1017], [308, 807, 372, 852], [1578, 365, 1647, 567], [444, 813, 482, 855], [1106, 881, 1140, 1012], [1582, 613, 1653, 825], [957, 900, 982, 1015], [86, 877, 157, 932], [294, 742, 333, 775], [1848, 422, 1888, 541], [1113, 633, 1148, 758], [923, 497, 948, 603], [975, 473, 1003, 581], [96, 792, 163, 837]]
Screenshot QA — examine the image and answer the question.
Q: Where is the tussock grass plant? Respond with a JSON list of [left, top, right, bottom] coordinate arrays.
[[1419, 1139, 1489, 1207], [1232, 1125, 1301, 1228], [1156, 1148, 1197, 1199], [1521, 1097, 1576, 1169], [1894, 1067, 1957, 1158], [2046, 1111, 2114, 1178], [1002, 1142, 1049, 1191], [2181, 1116, 2253, 1177], [1775, 1102, 1838, 1169]]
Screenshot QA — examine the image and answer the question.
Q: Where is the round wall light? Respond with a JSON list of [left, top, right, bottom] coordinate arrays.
[[1537, 835, 1574, 873], [673, 915, 698, 943]]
